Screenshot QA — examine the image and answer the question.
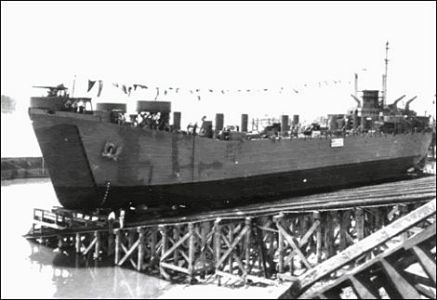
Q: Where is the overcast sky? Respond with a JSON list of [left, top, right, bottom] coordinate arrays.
[[2, 1, 436, 124]]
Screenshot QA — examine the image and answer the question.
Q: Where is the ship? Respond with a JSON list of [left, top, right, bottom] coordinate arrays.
[[28, 53, 433, 210]]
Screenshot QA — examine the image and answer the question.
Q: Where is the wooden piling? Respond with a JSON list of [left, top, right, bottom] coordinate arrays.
[[314, 212, 323, 263], [188, 223, 195, 282], [245, 217, 252, 283], [214, 219, 221, 285], [228, 224, 234, 274], [75, 233, 81, 253], [94, 231, 100, 260], [274, 214, 285, 274], [356, 208, 365, 240], [108, 218, 114, 256], [137, 227, 145, 271], [115, 229, 120, 264], [173, 225, 180, 263]]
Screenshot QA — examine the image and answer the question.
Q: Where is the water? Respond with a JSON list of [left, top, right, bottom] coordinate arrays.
[[1, 179, 282, 299]]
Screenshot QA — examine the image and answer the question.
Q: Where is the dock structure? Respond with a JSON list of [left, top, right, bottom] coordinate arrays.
[[25, 176, 436, 296]]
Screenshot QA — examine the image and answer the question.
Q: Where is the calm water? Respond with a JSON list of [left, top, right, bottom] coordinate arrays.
[[1, 178, 282, 299]]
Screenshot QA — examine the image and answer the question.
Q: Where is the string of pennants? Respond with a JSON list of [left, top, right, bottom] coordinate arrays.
[[87, 79, 351, 101]]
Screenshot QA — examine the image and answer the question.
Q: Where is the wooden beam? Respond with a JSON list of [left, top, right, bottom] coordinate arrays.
[[118, 239, 140, 266], [277, 224, 311, 269], [161, 262, 190, 274], [294, 199, 436, 295], [83, 236, 97, 256], [114, 229, 120, 264], [217, 225, 249, 268], [137, 227, 145, 271], [188, 223, 195, 281], [93, 231, 100, 260], [75, 233, 81, 253], [412, 245, 436, 284], [356, 208, 365, 240], [380, 258, 421, 299], [349, 275, 379, 299], [160, 231, 191, 261]]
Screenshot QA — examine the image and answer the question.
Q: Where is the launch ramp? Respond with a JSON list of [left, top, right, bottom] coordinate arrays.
[[281, 199, 436, 299]]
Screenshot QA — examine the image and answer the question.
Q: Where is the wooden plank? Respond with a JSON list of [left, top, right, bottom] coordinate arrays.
[[160, 262, 190, 274], [295, 199, 436, 292], [380, 258, 421, 299], [349, 275, 379, 299], [414, 283, 436, 299], [412, 245, 436, 284], [403, 222, 436, 250]]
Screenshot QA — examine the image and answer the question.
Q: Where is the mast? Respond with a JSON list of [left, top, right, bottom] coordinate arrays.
[[71, 74, 77, 97], [382, 41, 389, 107]]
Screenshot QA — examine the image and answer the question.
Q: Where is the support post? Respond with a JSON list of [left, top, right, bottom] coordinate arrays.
[[75, 233, 81, 253], [94, 231, 100, 260], [245, 217, 252, 283], [314, 211, 322, 263], [275, 215, 284, 274], [214, 219, 221, 285], [188, 223, 195, 283], [115, 229, 120, 264], [137, 227, 145, 271], [356, 208, 365, 240]]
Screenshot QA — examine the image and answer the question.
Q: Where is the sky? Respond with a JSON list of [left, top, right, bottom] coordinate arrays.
[[2, 1, 436, 126]]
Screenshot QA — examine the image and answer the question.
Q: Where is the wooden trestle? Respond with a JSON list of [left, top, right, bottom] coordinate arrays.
[[25, 176, 436, 298]]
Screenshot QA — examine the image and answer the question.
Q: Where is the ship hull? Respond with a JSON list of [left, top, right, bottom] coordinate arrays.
[[30, 109, 433, 209], [57, 155, 422, 209]]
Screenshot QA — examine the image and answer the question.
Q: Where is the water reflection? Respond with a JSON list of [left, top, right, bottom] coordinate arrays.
[[27, 241, 172, 298]]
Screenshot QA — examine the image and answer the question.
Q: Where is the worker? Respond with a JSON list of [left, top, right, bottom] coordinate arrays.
[[119, 209, 125, 229]]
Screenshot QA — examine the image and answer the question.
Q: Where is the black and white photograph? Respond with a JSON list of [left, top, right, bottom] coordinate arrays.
[[1, 1, 436, 299]]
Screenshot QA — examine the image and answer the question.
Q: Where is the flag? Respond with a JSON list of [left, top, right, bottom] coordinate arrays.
[[97, 80, 103, 97], [87, 80, 96, 92], [133, 84, 147, 90]]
